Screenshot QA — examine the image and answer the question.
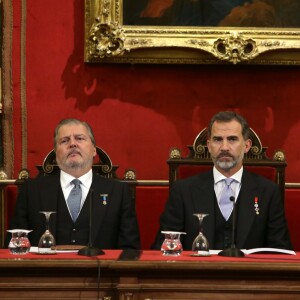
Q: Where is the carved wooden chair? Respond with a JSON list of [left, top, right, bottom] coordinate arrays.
[[35, 146, 137, 199], [36, 146, 119, 178], [168, 128, 287, 203]]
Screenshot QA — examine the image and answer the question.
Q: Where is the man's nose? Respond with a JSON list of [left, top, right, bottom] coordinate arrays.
[[69, 137, 78, 147], [220, 140, 229, 150]]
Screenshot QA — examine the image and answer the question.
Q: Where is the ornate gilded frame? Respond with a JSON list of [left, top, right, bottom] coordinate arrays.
[[85, 0, 300, 65]]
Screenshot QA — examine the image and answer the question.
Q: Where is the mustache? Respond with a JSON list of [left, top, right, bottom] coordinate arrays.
[[67, 149, 81, 157], [217, 152, 233, 159]]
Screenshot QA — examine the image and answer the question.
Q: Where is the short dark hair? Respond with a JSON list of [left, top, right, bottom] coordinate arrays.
[[208, 111, 250, 140], [54, 118, 96, 148]]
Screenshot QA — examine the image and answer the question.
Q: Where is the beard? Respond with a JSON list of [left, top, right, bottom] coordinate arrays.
[[57, 150, 94, 172], [63, 157, 93, 171], [66, 160, 84, 169], [212, 151, 244, 171]]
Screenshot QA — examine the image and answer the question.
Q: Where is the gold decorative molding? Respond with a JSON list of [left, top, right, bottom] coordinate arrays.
[[18, 168, 30, 180], [169, 148, 181, 159], [212, 32, 258, 64], [88, 21, 129, 59], [85, 0, 300, 65], [124, 168, 136, 181], [2, 0, 14, 178], [0, 67, 2, 114], [273, 150, 285, 162], [0, 170, 8, 180]]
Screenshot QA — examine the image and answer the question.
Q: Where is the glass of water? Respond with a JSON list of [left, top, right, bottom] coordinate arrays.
[[161, 231, 186, 256]]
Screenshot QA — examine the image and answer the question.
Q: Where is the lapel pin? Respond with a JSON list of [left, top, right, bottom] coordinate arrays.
[[254, 196, 260, 215], [100, 194, 108, 205]]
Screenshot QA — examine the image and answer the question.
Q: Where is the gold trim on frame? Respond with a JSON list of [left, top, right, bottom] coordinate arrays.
[[85, 0, 300, 65]]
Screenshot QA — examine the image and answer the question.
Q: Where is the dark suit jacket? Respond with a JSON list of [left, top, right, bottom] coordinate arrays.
[[152, 169, 292, 250], [6, 173, 140, 249]]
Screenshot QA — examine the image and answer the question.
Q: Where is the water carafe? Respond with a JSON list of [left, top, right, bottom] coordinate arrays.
[[7, 229, 31, 255]]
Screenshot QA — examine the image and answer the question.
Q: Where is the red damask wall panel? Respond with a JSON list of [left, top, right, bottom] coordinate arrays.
[[8, 0, 300, 182]]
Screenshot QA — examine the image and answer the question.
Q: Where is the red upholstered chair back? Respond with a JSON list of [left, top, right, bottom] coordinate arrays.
[[4, 185, 19, 230], [0, 183, 21, 247], [168, 128, 287, 203], [285, 189, 300, 251], [135, 185, 169, 250]]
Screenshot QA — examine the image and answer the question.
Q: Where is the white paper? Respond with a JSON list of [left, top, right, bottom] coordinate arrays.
[[209, 248, 296, 255], [243, 247, 296, 255], [30, 247, 78, 254]]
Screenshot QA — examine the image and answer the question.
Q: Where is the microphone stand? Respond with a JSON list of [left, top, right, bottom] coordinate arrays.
[[78, 189, 105, 256], [218, 196, 244, 257]]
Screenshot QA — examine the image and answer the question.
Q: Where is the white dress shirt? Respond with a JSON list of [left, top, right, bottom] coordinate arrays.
[[213, 166, 243, 214], [60, 169, 93, 215]]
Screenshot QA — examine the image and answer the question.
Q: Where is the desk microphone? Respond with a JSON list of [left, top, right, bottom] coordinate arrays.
[[78, 189, 105, 256], [218, 196, 244, 257]]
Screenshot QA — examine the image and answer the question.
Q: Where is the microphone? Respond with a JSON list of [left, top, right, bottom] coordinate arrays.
[[78, 189, 105, 256], [218, 196, 244, 257]]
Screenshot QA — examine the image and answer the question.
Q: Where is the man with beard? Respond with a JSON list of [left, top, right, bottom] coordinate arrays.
[[152, 111, 292, 251], [6, 118, 140, 250]]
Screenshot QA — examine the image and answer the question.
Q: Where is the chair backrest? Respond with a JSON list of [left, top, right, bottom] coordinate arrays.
[[35, 146, 138, 203], [36, 146, 119, 179], [168, 128, 287, 203]]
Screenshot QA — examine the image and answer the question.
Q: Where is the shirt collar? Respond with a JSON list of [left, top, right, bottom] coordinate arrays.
[[60, 169, 93, 189], [213, 166, 243, 184]]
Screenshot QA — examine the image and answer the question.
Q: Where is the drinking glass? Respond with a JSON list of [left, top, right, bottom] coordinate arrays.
[[161, 231, 186, 256], [7, 229, 32, 255], [191, 213, 210, 256], [38, 211, 57, 254]]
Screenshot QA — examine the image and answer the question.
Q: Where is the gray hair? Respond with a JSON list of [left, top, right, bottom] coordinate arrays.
[[53, 118, 96, 148]]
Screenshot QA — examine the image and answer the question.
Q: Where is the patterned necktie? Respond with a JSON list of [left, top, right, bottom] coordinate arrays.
[[67, 179, 82, 222], [219, 178, 234, 220]]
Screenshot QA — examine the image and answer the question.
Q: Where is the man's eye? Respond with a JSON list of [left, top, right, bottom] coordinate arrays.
[[60, 139, 67, 144], [213, 137, 222, 142], [228, 137, 238, 142]]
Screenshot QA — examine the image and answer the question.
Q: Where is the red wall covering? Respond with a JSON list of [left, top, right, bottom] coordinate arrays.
[[8, 0, 300, 182]]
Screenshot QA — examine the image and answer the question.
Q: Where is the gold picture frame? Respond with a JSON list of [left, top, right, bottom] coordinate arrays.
[[85, 0, 300, 65]]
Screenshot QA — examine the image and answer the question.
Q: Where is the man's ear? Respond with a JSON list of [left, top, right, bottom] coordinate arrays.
[[207, 139, 211, 153], [244, 139, 252, 153]]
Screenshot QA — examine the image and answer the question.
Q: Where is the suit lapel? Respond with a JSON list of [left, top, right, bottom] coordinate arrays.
[[39, 175, 61, 211], [190, 172, 216, 248], [90, 175, 113, 243], [38, 174, 61, 235], [236, 171, 257, 248]]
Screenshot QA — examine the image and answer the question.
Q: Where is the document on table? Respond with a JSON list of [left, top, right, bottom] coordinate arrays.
[[209, 248, 296, 255], [30, 246, 79, 253]]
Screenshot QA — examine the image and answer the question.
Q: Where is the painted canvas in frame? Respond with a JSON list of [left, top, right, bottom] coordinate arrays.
[[85, 0, 300, 65]]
